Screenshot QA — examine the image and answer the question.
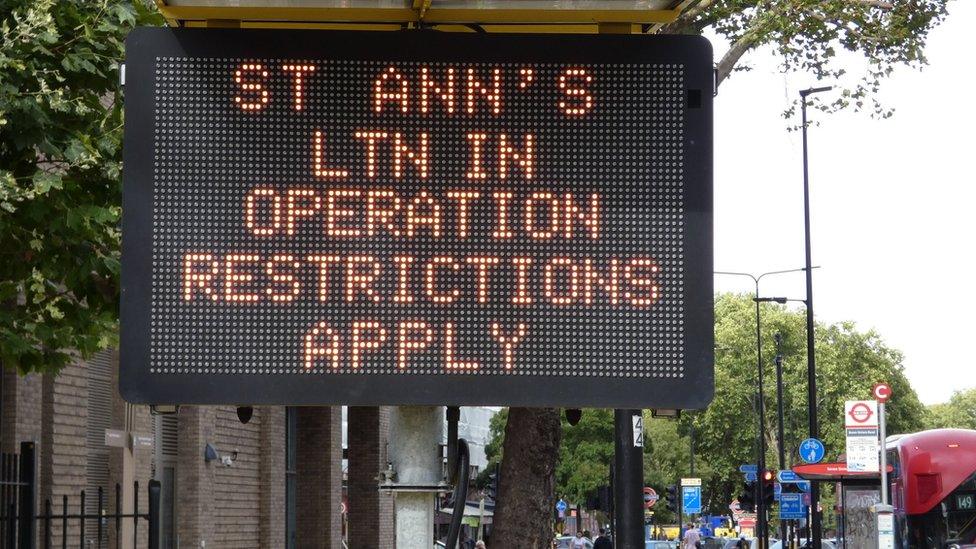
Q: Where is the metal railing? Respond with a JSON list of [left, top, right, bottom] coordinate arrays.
[[0, 442, 160, 549]]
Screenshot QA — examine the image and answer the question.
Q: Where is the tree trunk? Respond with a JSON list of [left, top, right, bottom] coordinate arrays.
[[491, 407, 561, 548]]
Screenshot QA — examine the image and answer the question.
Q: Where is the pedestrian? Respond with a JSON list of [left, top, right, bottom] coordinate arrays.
[[593, 527, 613, 549], [736, 535, 749, 549], [459, 529, 475, 549], [475, 541, 486, 549], [571, 530, 591, 549], [681, 522, 702, 549]]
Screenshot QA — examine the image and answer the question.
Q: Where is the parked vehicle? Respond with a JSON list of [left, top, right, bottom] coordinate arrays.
[[769, 540, 836, 549], [721, 537, 779, 549]]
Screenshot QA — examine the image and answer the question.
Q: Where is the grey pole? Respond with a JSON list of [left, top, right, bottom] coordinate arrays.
[[389, 406, 444, 548], [879, 401, 888, 504]]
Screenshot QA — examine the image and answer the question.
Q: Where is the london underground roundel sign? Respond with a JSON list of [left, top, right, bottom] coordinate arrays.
[[848, 403, 873, 423], [644, 487, 659, 509], [119, 28, 714, 407], [844, 400, 879, 428]]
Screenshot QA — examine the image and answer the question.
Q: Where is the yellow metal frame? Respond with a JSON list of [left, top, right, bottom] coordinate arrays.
[[155, 1, 683, 32]]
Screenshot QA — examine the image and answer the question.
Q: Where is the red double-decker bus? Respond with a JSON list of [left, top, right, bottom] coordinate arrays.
[[888, 429, 976, 547]]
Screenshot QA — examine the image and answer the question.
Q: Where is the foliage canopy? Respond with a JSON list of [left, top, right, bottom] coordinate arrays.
[[487, 294, 929, 516], [663, 0, 949, 116], [0, 0, 160, 373], [927, 388, 976, 431]]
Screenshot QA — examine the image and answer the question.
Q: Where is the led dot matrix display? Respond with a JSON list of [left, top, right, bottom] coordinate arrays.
[[121, 28, 714, 408]]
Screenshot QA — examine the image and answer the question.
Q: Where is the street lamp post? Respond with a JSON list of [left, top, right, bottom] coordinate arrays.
[[715, 268, 805, 549], [800, 84, 831, 548]]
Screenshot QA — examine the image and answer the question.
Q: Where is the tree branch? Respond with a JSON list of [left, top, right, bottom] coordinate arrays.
[[717, 31, 759, 86], [846, 0, 894, 9], [658, 0, 715, 35]]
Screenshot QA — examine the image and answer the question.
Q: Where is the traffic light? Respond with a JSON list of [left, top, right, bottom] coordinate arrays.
[[486, 464, 499, 501], [762, 470, 776, 506], [665, 484, 678, 512], [598, 485, 612, 512], [585, 485, 612, 512], [739, 482, 756, 513]]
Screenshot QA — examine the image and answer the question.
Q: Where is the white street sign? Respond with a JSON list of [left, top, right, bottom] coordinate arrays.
[[846, 428, 880, 472], [845, 400, 880, 472]]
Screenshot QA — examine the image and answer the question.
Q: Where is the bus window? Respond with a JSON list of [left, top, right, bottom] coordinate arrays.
[[907, 471, 976, 547]]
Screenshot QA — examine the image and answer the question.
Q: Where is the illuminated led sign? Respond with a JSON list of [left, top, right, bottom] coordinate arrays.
[[120, 28, 714, 407]]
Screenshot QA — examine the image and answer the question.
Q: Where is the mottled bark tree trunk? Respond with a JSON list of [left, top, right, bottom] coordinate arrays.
[[490, 407, 561, 549]]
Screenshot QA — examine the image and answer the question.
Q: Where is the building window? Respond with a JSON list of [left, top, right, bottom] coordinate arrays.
[[286, 407, 297, 549]]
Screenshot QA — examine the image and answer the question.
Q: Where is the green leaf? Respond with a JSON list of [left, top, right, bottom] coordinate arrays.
[[31, 171, 62, 194]]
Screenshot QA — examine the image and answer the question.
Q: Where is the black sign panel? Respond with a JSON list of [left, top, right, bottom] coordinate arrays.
[[121, 28, 713, 407]]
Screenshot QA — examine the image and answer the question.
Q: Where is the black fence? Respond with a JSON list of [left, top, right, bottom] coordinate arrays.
[[0, 442, 159, 549]]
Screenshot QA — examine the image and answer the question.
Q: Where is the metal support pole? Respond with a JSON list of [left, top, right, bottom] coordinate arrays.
[[879, 402, 888, 505], [754, 290, 769, 549], [775, 353, 787, 544], [690, 424, 696, 477], [389, 406, 444, 548], [613, 409, 644, 549], [18, 441, 37, 549], [678, 481, 684, 540], [148, 480, 161, 549], [800, 86, 830, 548]]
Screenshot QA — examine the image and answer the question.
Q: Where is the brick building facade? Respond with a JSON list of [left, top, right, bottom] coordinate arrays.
[[0, 351, 396, 549]]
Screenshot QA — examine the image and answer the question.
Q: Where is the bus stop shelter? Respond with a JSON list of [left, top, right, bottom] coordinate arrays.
[[793, 462, 894, 548]]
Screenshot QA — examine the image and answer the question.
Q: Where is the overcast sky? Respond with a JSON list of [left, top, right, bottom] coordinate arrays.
[[710, 1, 974, 405]]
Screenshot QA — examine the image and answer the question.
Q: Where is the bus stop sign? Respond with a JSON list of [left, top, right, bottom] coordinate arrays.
[[120, 28, 714, 407]]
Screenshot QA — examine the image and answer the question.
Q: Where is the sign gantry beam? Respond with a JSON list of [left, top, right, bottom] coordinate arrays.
[[154, 1, 689, 31]]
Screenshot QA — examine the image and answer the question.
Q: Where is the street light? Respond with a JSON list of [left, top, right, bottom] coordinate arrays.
[[754, 298, 788, 545], [800, 84, 832, 548], [715, 267, 808, 549]]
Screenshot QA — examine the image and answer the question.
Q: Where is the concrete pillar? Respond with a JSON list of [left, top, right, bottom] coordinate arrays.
[[295, 406, 342, 549], [347, 406, 395, 549], [389, 406, 443, 549]]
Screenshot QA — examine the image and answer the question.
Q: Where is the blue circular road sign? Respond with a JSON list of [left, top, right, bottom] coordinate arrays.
[[799, 438, 825, 464]]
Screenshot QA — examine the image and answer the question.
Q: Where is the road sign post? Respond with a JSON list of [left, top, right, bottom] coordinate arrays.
[[873, 383, 892, 505], [779, 493, 805, 520], [776, 470, 801, 483], [643, 487, 659, 509], [876, 503, 895, 549], [682, 486, 702, 515], [556, 498, 568, 523], [120, 28, 715, 408], [845, 400, 880, 472], [798, 438, 825, 464]]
